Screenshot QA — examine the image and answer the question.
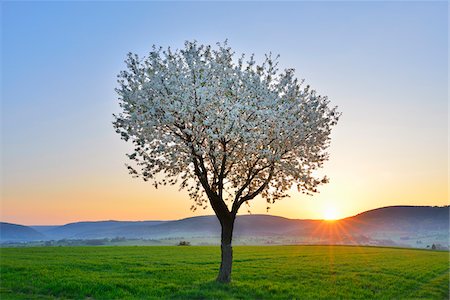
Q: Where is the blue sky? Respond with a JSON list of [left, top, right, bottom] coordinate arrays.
[[1, 1, 448, 224]]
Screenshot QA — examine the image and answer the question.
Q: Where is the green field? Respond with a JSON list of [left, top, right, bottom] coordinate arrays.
[[1, 245, 448, 299]]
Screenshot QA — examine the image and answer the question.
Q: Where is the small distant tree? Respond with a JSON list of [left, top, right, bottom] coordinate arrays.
[[114, 41, 340, 283]]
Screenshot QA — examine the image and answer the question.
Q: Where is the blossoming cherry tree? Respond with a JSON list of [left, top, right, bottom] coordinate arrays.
[[114, 41, 340, 283]]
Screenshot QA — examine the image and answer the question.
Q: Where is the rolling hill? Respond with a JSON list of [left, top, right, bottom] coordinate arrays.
[[37, 220, 166, 240], [0, 222, 46, 241], [2, 206, 448, 248]]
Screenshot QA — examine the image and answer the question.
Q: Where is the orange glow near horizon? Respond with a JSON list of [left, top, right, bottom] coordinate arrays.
[[1, 167, 448, 225], [1, 149, 449, 225], [323, 204, 340, 221]]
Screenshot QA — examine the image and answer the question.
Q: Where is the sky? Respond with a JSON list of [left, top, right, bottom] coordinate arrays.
[[1, 1, 448, 225]]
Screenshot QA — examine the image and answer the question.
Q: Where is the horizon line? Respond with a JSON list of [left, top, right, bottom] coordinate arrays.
[[3, 204, 448, 227]]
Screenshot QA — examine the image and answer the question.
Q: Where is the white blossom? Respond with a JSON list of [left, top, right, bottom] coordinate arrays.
[[113, 40, 340, 215]]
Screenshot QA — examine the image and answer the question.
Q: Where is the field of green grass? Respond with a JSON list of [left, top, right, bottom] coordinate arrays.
[[1, 245, 448, 299]]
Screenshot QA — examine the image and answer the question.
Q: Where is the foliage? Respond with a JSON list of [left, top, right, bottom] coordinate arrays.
[[113, 41, 340, 213], [1, 245, 448, 299]]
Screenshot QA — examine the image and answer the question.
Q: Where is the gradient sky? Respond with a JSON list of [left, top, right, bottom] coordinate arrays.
[[1, 1, 448, 225]]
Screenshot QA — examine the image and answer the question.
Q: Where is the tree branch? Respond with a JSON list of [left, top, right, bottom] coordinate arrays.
[[217, 139, 227, 200], [231, 163, 274, 215], [240, 165, 274, 203]]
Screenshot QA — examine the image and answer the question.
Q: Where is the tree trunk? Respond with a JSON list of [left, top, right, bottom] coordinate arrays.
[[216, 217, 235, 283]]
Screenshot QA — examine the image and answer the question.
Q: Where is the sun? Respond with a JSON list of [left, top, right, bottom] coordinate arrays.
[[323, 205, 340, 221]]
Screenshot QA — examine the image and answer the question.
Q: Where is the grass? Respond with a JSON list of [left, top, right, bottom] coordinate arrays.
[[1, 245, 448, 299]]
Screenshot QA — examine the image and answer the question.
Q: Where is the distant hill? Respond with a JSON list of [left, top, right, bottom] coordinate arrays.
[[31, 215, 315, 240], [2, 206, 448, 248], [30, 226, 59, 233], [0, 222, 46, 241], [353, 205, 448, 221], [343, 206, 449, 232], [37, 220, 166, 239]]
